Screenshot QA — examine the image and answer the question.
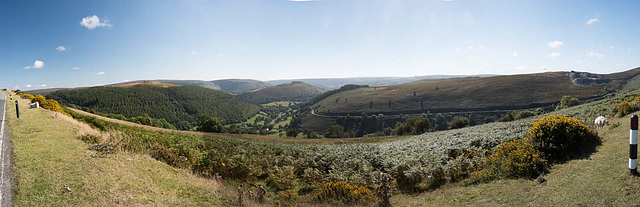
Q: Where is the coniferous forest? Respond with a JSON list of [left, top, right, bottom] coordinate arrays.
[[46, 85, 260, 129]]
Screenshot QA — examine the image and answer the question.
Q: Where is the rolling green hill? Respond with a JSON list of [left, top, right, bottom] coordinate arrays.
[[311, 68, 640, 115], [239, 81, 323, 104], [211, 79, 271, 94], [46, 85, 260, 129]]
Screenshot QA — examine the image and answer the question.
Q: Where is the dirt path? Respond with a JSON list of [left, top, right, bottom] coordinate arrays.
[[66, 108, 405, 145]]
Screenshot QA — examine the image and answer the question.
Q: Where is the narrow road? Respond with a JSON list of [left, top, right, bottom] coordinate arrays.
[[0, 92, 12, 207]]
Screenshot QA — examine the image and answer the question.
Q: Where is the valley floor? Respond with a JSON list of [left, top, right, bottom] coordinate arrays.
[[393, 115, 640, 206]]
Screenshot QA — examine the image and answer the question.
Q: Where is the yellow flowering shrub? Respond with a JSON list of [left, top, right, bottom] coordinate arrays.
[[16, 93, 71, 116], [277, 190, 300, 207], [618, 100, 637, 117], [18, 93, 35, 100], [310, 181, 376, 205], [526, 115, 599, 162], [467, 138, 545, 183]]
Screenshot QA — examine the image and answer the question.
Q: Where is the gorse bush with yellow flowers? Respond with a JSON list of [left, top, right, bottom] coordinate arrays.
[[526, 115, 599, 162], [309, 181, 376, 205], [15, 92, 69, 116], [617, 100, 637, 117], [468, 115, 598, 184], [467, 137, 545, 184]]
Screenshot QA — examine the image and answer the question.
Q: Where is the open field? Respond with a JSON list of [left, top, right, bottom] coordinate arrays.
[[6, 93, 222, 206]]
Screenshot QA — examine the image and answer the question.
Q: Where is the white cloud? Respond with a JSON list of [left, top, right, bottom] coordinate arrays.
[[538, 65, 549, 71], [25, 84, 32, 88], [190, 51, 198, 55], [39, 84, 47, 87], [80, 15, 112, 29], [576, 60, 582, 63], [514, 66, 528, 71], [24, 60, 44, 69], [617, 63, 626, 67], [55, 45, 67, 52], [467, 46, 473, 50], [588, 51, 604, 58], [512, 51, 518, 57], [97, 72, 105, 75], [549, 52, 562, 58], [548, 41, 564, 48], [72, 67, 80, 70], [586, 18, 600, 25], [13, 86, 19, 90]]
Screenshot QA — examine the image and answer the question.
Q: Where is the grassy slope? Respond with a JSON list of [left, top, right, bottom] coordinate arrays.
[[212, 79, 271, 94], [393, 114, 640, 206], [7, 93, 222, 206], [312, 71, 631, 115], [388, 89, 640, 206]]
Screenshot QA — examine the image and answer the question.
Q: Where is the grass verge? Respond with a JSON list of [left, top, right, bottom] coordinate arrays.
[[7, 93, 222, 206]]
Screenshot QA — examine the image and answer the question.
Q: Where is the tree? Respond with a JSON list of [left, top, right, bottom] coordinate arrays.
[[324, 125, 344, 138], [449, 116, 469, 129], [197, 115, 224, 133], [286, 128, 298, 137], [557, 95, 580, 110]]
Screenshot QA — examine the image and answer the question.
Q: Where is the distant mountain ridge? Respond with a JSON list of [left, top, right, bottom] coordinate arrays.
[[266, 74, 496, 89], [27, 75, 485, 94]]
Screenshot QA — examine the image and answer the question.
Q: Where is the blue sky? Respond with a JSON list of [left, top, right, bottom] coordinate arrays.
[[1, 0, 639, 90]]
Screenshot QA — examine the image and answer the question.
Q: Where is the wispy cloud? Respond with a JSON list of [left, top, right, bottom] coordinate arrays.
[[586, 18, 600, 25], [24, 60, 44, 69], [549, 52, 562, 58], [80, 15, 112, 29], [55, 45, 67, 52], [548, 41, 563, 48], [576, 60, 582, 63], [512, 51, 518, 57], [25, 84, 32, 88], [588, 51, 604, 58], [39, 84, 47, 87], [190, 51, 198, 55], [72, 67, 80, 70], [514, 66, 528, 71], [538, 65, 549, 71], [97, 71, 105, 75]]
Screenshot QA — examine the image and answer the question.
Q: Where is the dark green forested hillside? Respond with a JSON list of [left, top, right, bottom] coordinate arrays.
[[239, 81, 322, 104], [46, 85, 260, 129]]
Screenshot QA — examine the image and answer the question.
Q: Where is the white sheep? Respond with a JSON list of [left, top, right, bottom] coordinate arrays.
[[594, 116, 609, 128]]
